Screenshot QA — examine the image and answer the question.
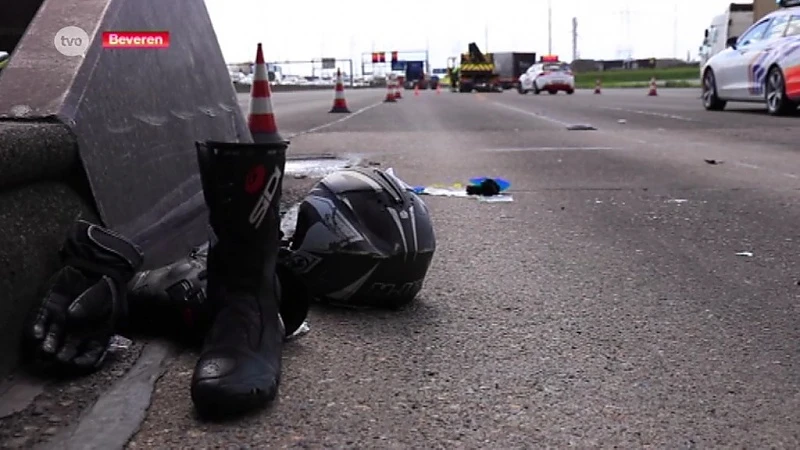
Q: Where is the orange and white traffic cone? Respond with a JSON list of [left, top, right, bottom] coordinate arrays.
[[414, 83, 420, 96], [648, 77, 658, 96], [594, 79, 601, 94], [384, 78, 396, 103], [248, 43, 284, 143], [394, 77, 402, 99], [329, 69, 351, 113], [436, 83, 441, 94]]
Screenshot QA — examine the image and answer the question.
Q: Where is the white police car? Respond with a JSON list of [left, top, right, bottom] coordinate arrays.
[[701, 0, 800, 115], [518, 55, 575, 95]]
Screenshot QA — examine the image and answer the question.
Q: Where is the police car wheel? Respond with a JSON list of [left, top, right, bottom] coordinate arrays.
[[765, 66, 795, 116], [702, 69, 726, 111]]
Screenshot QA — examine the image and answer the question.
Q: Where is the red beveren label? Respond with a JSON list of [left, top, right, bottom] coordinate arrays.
[[102, 31, 170, 48]]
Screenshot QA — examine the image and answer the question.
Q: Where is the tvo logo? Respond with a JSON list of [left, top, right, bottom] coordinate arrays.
[[54, 26, 90, 57]]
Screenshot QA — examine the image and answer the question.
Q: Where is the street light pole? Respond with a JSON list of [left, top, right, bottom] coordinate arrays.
[[485, 21, 489, 52], [426, 36, 430, 76], [548, 0, 552, 55]]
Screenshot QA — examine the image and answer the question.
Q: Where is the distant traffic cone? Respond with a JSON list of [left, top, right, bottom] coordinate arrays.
[[329, 69, 351, 113], [414, 83, 420, 96], [594, 79, 602, 94], [436, 83, 441, 94], [248, 43, 284, 143], [384, 78, 396, 103], [648, 77, 658, 96], [394, 78, 402, 99]]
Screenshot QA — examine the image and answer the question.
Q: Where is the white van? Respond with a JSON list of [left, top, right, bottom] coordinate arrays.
[[699, 3, 755, 72]]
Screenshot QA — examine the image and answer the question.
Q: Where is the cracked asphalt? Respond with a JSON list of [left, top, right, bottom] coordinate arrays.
[[4, 86, 800, 448]]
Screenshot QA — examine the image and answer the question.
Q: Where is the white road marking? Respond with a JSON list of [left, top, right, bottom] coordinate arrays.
[[490, 102, 574, 127], [732, 161, 799, 178], [492, 100, 651, 144], [485, 146, 616, 152], [489, 96, 800, 182], [600, 106, 697, 122], [733, 161, 762, 170], [290, 101, 383, 137]]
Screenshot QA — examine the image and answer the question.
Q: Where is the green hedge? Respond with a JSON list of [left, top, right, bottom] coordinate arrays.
[[574, 66, 699, 84]]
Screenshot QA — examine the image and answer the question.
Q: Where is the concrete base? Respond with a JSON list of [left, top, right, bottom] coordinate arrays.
[[0, 181, 98, 379]]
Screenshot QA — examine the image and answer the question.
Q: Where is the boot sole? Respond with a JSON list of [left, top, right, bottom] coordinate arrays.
[[191, 376, 280, 419]]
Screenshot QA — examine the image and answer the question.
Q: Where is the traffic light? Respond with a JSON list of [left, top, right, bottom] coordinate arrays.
[[371, 52, 386, 63], [391, 51, 398, 62]]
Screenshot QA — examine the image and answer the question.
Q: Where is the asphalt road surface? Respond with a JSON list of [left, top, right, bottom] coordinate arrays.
[[4, 87, 800, 448]]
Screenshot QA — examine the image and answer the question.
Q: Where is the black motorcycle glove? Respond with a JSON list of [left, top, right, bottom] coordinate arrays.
[[128, 241, 310, 341], [127, 244, 210, 343], [26, 220, 143, 372], [466, 178, 501, 196]]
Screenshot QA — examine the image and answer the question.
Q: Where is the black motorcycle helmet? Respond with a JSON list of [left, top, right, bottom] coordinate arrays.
[[281, 167, 436, 308]]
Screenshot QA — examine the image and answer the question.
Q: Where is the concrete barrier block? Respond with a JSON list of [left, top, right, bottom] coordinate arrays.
[[0, 0, 247, 377], [0, 0, 247, 266]]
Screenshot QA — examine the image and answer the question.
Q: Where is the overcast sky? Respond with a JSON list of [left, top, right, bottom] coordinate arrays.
[[205, 0, 734, 71]]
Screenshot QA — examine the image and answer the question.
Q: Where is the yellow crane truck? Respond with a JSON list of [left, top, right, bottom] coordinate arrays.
[[456, 43, 501, 93]]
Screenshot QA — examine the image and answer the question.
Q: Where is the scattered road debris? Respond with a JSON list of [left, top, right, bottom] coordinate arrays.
[[386, 169, 514, 202], [477, 196, 513, 203], [108, 335, 132, 353], [286, 321, 311, 341], [285, 157, 354, 178], [566, 124, 597, 131]]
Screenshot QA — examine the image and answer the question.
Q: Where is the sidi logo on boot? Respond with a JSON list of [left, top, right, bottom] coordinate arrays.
[[245, 165, 267, 194], [249, 166, 282, 229]]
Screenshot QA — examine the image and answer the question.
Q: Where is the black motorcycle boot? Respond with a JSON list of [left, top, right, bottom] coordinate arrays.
[[190, 140, 287, 418]]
